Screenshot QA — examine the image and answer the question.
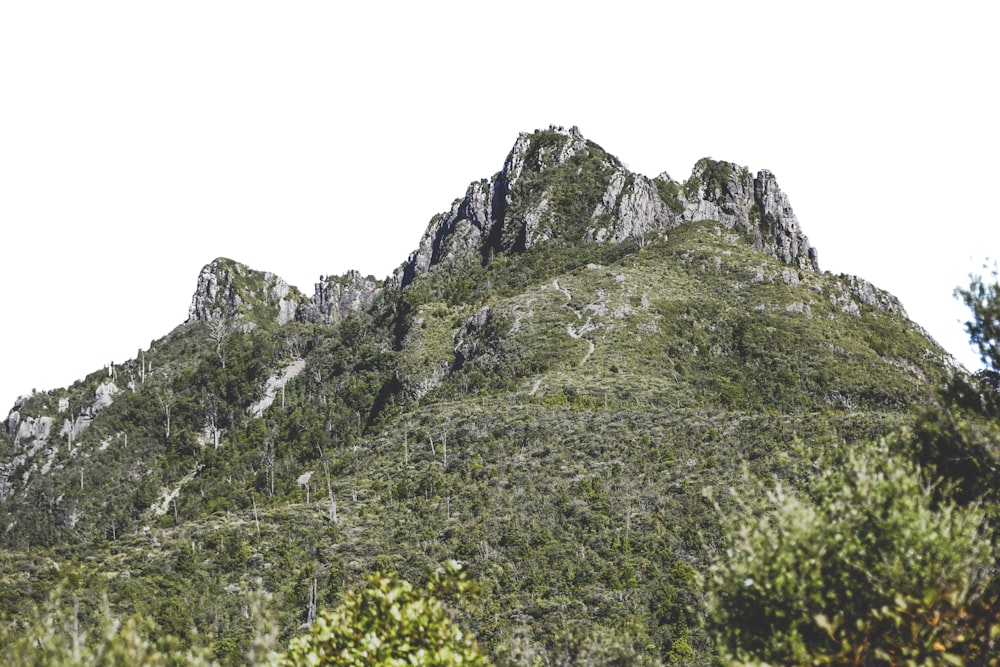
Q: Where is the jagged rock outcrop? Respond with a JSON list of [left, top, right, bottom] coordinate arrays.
[[5, 402, 21, 438], [400, 125, 820, 286], [187, 258, 306, 328], [588, 170, 674, 243], [828, 274, 906, 316], [187, 260, 379, 329], [680, 159, 819, 271], [298, 271, 381, 325], [400, 126, 600, 285]]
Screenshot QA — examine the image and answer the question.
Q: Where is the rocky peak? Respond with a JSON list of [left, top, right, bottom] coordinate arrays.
[[298, 271, 382, 325], [400, 125, 603, 285], [680, 159, 819, 271], [186, 258, 305, 329], [187, 260, 379, 329], [400, 127, 821, 286]]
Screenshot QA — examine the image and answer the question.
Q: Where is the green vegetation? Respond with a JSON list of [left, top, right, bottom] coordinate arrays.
[[503, 135, 617, 250], [705, 264, 1000, 665], [692, 158, 736, 199], [654, 176, 685, 215], [283, 561, 487, 666], [2, 135, 999, 664], [707, 438, 997, 665], [957, 263, 1000, 387]]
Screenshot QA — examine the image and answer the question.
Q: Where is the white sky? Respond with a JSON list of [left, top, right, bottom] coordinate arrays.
[[1, 2, 998, 409]]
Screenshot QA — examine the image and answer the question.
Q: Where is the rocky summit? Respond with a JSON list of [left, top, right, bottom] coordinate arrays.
[[402, 125, 818, 289], [0, 126, 985, 665]]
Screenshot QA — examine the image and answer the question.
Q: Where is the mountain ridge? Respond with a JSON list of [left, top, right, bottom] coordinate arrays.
[[183, 125, 821, 333], [0, 125, 969, 664]]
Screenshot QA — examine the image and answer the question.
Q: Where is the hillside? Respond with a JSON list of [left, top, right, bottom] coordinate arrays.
[[0, 126, 976, 664]]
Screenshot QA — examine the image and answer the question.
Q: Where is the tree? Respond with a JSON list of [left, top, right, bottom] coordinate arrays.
[[154, 384, 176, 441], [207, 316, 233, 369], [957, 264, 1000, 379], [281, 561, 488, 666], [706, 439, 998, 665]]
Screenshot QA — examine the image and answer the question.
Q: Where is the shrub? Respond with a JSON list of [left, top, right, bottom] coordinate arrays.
[[281, 561, 488, 666], [707, 437, 998, 665]]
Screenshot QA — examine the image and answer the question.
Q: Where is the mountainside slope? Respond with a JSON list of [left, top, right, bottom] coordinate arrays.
[[0, 127, 964, 664]]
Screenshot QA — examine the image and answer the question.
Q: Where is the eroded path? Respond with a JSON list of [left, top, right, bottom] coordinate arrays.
[[553, 279, 596, 366]]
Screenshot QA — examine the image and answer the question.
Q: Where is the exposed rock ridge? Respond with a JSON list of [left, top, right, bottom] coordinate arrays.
[[298, 271, 382, 325], [680, 159, 819, 271], [400, 126, 597, 285], [399, 126, 820, 286], [187, 258, 305, 329], [187, 260, 379, 329]]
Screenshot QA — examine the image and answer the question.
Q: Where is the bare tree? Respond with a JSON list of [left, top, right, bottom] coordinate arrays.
[[207, 317, 232, 369], [297, 470, 314, 504], [322, 459, 336, 523], [200, 392, 223, 450], [305, 578, 317, 627], [155, 386, 176, 440]]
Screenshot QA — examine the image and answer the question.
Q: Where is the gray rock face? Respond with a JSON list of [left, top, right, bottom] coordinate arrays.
[[399, 127, 822, 286], [187, 258, 304, 328], [679, 160, 819, 271], [828, 275, 906, 316], [187, 260, 245, 322], [0, 379, 122, 501], [93, 381, 119, 411], [5, 407, 20, 438], [16, 415, 53, 444], [299, 271, 381, 325], [589, 170, 674, 243], [187, 260, 378, 329], [400, 126, 598, 285]]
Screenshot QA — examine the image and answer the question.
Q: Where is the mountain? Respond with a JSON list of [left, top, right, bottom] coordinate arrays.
[[0, 126, 965, 663]]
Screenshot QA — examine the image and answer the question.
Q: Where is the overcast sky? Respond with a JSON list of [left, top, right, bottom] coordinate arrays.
[[1, 2, 998, 410]]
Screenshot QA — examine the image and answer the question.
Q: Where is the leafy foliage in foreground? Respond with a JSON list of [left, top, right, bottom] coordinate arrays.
[[0, 589, 221, 666], [708, 437, 999, 665], [283, 561, 488, 667], [707, 267, 1000, 665]]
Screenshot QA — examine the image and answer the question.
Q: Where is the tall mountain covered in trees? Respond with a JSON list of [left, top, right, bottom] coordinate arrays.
[[1, 126, 994, 665]]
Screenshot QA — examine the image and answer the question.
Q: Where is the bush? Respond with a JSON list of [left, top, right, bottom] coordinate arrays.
[[281, 561, 488, 666], [707, 437, 998, 665]]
